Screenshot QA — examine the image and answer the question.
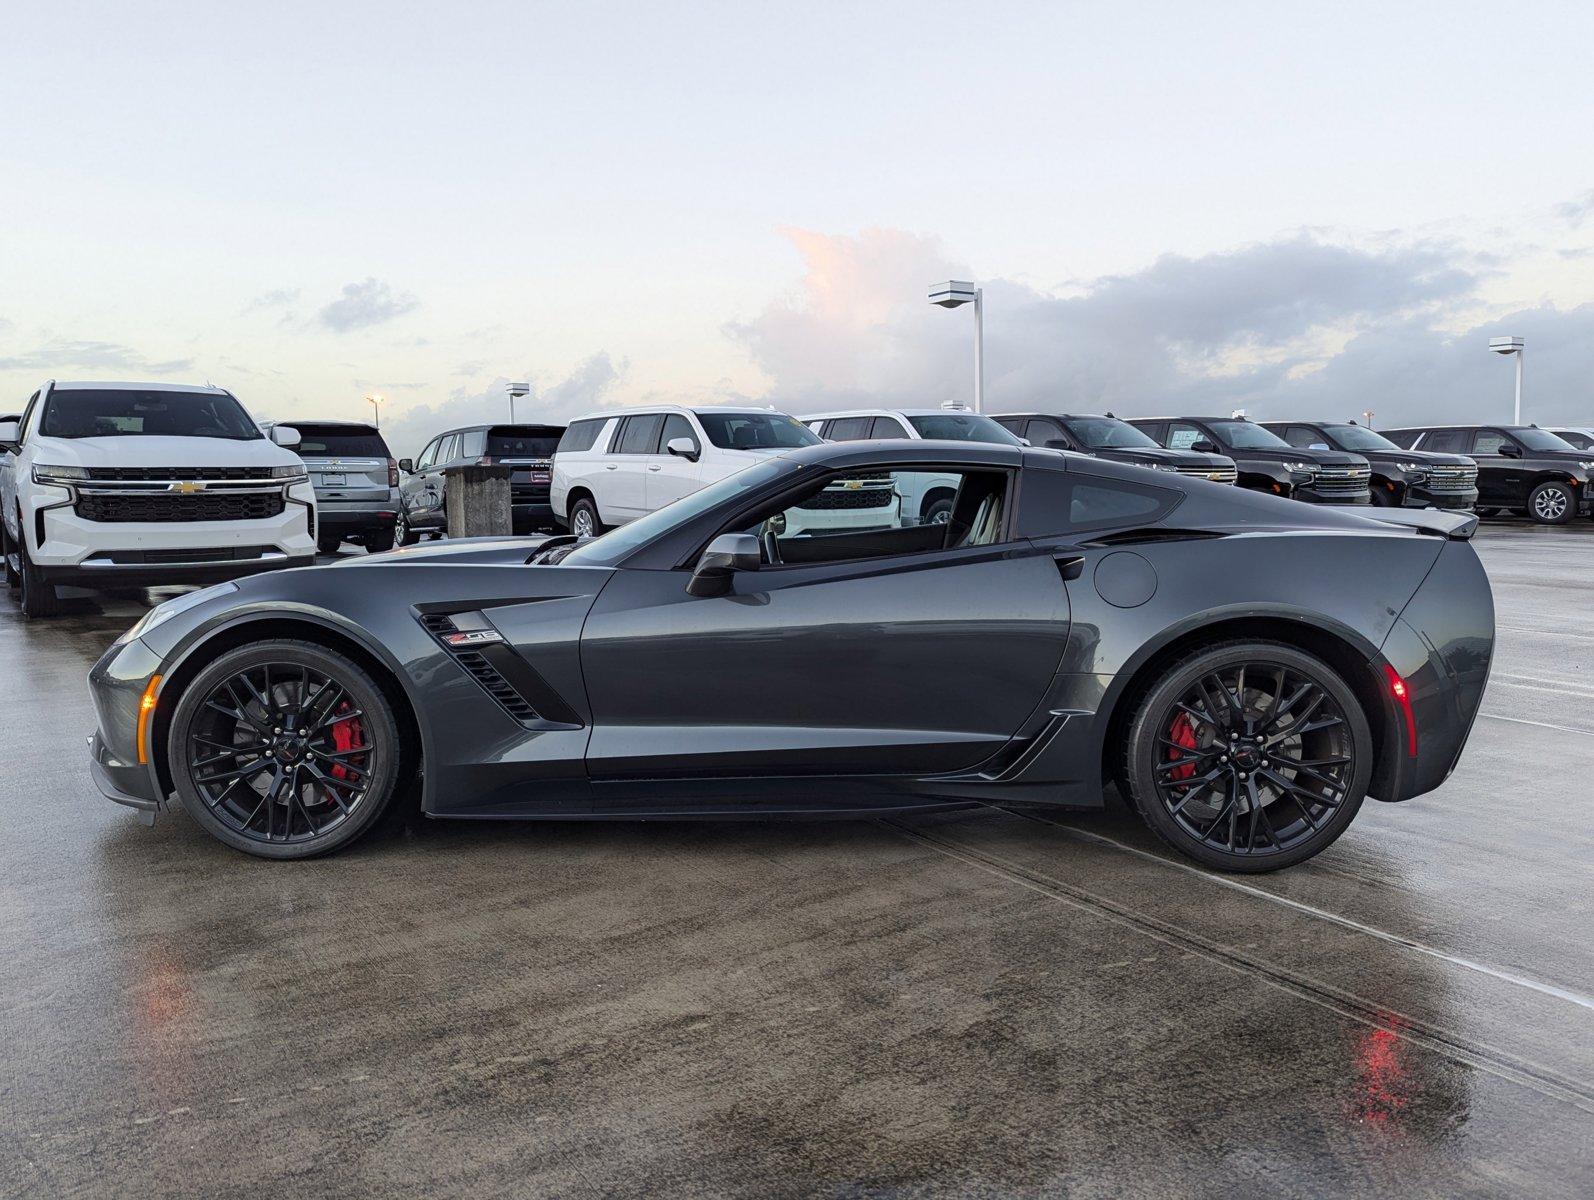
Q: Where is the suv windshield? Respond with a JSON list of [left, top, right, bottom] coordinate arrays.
[[1062, 417, 1160, 450], [284, 423, 389, 456], [1208, 420, 1290, 450], [563, 458, 796, 567], [906, 413, 1022, 444], [41, 389, 261, 440], [1514, 428, 1577, 451], [1324, 425, 1399, 451], [696, 412, 820, 451], [487, 426, 562, 457]]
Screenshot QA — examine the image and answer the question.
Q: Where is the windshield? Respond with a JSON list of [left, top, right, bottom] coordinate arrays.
[[562, 458, 797, 567], [1515, 428, 1578, 451], [696, 412, 821, 451], [906, 413, 1023, 444], [284, 423, 389, 456], [1062, 417, 1160, 450], [1324, 425, 1399, 451], [41, 389, 261, 440], [1208, 420, 1290, 450]]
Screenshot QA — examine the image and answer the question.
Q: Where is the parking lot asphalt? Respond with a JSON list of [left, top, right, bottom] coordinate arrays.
[[2, 522, 1592, 1198]]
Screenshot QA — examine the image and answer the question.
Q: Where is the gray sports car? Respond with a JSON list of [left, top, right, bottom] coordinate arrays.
[[86, 440, 1494, 871]]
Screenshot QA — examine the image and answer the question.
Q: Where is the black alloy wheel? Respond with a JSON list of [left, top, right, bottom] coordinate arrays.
[[1123, 641, 1371, 872], [169, 641, 401, 859]]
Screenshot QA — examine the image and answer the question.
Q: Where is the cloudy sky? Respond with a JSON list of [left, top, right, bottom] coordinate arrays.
[[4, 0, 1593, 454]]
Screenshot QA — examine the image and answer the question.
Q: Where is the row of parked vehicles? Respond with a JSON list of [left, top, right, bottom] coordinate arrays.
[[3, 379, 1591, 618]]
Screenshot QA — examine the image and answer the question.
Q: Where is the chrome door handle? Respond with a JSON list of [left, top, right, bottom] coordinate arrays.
[[648, 465, 662, 472], [605, 464, 618, 470]]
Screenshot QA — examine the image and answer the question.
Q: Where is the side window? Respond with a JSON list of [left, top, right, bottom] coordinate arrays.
[[750, 467, 1012, 566], [824, 417, 871, 441], [1026, 418, 1068, 447], [1167, 422, 1206, 451], [1471, 430, 1510, 456], [660, 413, 699, 454], [1284, 425, 1331, 449], [1130, 421, 1165, 445], [869, 416, 909, 438], [616, 413, 664, 454], [434, 434, 459, 466], [992, 417, 1026, 436], [1016, 469, 1179, 538], [460, 430, 486, 458], [1418, 429, 1462, 452], [556, 419, 603, 454], [415, 438, 440, 471]]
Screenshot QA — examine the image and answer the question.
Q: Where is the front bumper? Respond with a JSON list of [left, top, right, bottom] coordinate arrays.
[[1291, 485, 1371, 505], [1403, 483, 1478, 510], [87, 636, 167, 817]]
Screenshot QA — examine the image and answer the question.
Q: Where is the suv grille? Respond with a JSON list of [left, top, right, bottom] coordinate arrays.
[[1174, 465, 1238, 484], [75, 493, 286, 523], [1312, 466, 1371, 495], [82, 466, 277, 482], [798, 486, 894, 510], [1426, 464, 1478, 492]]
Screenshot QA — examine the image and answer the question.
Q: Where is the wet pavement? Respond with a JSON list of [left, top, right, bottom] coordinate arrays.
[[2, 524, 1592, 1198]]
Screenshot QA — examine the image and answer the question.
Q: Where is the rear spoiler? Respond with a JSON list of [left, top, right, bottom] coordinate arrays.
[[1357, 508, 1479, 540]]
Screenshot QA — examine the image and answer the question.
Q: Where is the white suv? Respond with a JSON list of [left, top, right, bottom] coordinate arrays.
[[804, 407, 1023, 526], [551, 405, 901, 536], [0, 381, 317, 617]]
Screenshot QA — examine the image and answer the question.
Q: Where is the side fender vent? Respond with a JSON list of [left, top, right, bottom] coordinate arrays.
[[452, 650, 542, 724]]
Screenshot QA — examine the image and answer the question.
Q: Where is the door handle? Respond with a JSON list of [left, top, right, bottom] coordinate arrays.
[[605, 464, 618, 471], [648, 464, 662, 472]]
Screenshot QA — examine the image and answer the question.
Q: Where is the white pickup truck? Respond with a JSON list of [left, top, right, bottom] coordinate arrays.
[[0, 381, 317, 617]]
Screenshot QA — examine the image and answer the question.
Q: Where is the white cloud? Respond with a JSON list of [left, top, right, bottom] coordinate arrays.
[[316, 278, 420, 333], [0, 338, 195, 376]]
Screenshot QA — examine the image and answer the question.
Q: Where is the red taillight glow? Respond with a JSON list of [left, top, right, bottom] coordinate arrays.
[[1385, 664, 1417, 757]]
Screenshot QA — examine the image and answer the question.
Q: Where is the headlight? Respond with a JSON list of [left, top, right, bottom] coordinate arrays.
[[1146, 462, 1181, 471], [1282, 461, 1316, 474], [270, 465, 309, 481], [114, 582, 238, 646], [32, 464, 87, 485], [1580, 461, 1594, 471]]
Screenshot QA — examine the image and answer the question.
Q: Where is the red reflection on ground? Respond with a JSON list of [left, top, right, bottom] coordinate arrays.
[[1348, 1022, 1410, 1130]]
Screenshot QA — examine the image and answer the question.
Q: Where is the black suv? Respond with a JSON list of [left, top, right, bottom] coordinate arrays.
[[398, 423, 565, 542], [991, 412, 1238, 484], [1129, 416, 1372, 504], [1258, 420, 1478, 510], [1380, 424, 1594, 524]]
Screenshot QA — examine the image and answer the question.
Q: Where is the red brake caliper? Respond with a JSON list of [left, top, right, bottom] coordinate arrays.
[[1167, 712, 1198, 781], [329, 703, 363, 782]]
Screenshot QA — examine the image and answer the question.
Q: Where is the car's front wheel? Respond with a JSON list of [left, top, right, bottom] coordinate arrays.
[[14, 528, 61, 618], [168, 640, 403, 859], [1528, 481, 1575, 525], [1, 518, 19, 591], [1121, 641, 1371, 872], [317, 534, 343, 555]]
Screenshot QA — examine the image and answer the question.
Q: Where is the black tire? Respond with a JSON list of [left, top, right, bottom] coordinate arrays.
[[317, 534, 343, 555], [922, 496, 955, 526], [364, 527, 396, 554], [1474, 507, 1502, 518], [1, 516, 19, 591], [15, 528, 62, 618], [569, 496, 605, 538], [1368, 486, 1394, 507], [1121, 640, 1371, 873], [395, 508, 419, 546], [168, 640, 403, 860], [1527, 481, 1575, 525]]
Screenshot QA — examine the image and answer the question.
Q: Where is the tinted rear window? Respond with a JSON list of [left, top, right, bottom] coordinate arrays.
[[557, 419, 606, 454], [487, 425, 563, 457], [284, 424, 389, 456], [41, 389, 261, 440]]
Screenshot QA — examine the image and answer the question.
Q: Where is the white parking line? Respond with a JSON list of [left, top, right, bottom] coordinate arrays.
[[1498, 625, 1594, 642], [1481, 712, 1594, 737]]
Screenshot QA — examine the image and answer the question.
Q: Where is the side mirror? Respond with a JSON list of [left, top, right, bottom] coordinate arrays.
[[666, 436, 701, 463], [0, 417, 19, 452], [398, 458, 415, 474], [1498, 443, 1521, 458], [687, 532, 761, 597], [270, 425, 302, 449], [1018, 437, 1032, 447], [1192, 440, 1219, 454], [1309, 442, 1331, 451], [1045, 438, 1071, 451]]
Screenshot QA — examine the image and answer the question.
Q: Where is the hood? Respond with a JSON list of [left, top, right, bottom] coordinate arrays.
[[1092, 446, 1233, 469], [28, 434, 302, 471], [1228, 446, 1369, 467], [1356, 447, 1475, 467], [333, 534, 557, 567]]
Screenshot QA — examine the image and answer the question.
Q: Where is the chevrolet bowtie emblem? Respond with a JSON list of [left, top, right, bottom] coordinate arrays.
[[168, 481, 207, 494], [844, 479, 863, 490]]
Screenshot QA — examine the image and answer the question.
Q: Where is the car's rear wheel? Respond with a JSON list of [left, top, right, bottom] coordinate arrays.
[[395, 508, 418, 546], [569, 497, 604, 538], [1121, 641, 1371, 872], [317, 534, 343, 555], [15, 529, 62, 618], [1528, 481, 1575, 525], [168, 641, 402, 859], [364, 527, 395, 553]]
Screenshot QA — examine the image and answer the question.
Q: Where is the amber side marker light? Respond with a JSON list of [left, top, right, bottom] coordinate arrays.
[[136, 675, 162, 765], [1384, 665, 1417, 757]]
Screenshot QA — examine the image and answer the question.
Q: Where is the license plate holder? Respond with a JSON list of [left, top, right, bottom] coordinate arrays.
[[320, 473, 347, 487]]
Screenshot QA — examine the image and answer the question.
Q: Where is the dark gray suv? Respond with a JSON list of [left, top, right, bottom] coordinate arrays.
[[398, 423, 565, 542], [264, 421, 399, 553]]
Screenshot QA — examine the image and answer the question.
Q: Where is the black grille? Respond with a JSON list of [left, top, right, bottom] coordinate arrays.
[[453, 651, 540, 723], [75, 493, 286, 523], [83, 466, 279, 482], [798, 487, 894, 510], [95, 546, 276, 564]]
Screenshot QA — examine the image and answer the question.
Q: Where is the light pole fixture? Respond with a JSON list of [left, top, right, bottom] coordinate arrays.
[[364, 393, 384, 427], [1489, 336, 1525, 424], [928, 281, 984, 413], [506, 381, 530, 423], [1362, 409, 1375, 429]]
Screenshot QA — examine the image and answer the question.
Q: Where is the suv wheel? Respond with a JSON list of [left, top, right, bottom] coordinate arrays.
[[317, 534, 343, 555], [15, 529, 62, 618], [1, 519, 19, 591], [395, 509, 418, 546], [1528, 481, 1575, 525], [168, 640, 403, 859], [569, 497, 604, 538], [365, 527, 396, 553], [1120, 640, 1371, 873]]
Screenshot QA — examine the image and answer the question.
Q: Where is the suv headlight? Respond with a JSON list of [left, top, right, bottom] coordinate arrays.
[[1282, 460, 1316, 475], [1580, 461, 1594, 471], [114, 582, 239, 646], [1146, 462, 1181, 471], [32, 464, 87, 486], [270, 465, 309, 482]]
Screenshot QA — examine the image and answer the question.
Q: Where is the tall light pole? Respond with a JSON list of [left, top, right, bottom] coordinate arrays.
[[506, 381, 530, 423], [1489, 336, 1525, 423], [928, 281, 983, 412], [364, 393, 384, 427], [1362, 409, 1375, 429]]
